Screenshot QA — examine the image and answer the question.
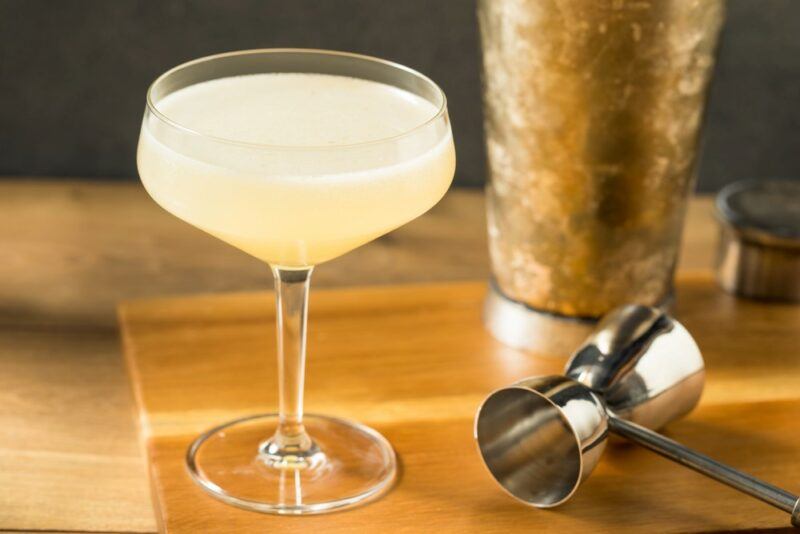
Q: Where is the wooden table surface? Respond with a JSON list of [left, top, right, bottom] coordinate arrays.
[[0, 179, 717, 533], [120, 275, 800, 533]]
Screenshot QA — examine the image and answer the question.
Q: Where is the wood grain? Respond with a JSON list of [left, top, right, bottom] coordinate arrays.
[[0, 326, 155, 532], [120, 274, 800, 533], [0, 180, 488, 327], [0, 180, 716, 327], [0, 180, 718, 533]]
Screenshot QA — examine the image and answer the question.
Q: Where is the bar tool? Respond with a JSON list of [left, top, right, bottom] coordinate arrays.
[[479, 0, 726, 356], [716, 179, 800, 301], [475, 305, 800, 526]]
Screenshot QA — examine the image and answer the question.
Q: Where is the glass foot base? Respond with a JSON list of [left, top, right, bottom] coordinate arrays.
[[186, 413, 397, 515]]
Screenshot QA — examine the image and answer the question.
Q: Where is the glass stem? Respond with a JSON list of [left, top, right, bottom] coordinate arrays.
[[260, 265, 320, 469]]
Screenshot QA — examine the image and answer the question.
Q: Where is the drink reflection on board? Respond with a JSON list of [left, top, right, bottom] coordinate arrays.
[[137, 49, 456, 514]]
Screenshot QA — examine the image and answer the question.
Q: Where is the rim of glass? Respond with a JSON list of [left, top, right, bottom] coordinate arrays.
[[145, 48, 448, 151]]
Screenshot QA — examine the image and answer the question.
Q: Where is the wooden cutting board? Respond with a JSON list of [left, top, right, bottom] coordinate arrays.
[[119, 273, 800, 533]]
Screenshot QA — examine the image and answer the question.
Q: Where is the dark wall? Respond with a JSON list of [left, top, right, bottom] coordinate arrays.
[[0, 0, 798, 192]]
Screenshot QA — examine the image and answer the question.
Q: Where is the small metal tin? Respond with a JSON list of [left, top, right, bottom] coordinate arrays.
[[716, 180, 800, 301]]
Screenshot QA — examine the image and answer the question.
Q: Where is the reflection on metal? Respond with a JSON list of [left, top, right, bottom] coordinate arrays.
[[475, 305, 800, 527], [716, 180, 800, 302], [479, 0, 725, 319]]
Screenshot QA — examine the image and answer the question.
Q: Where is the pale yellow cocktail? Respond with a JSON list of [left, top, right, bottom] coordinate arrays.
[[139, 72, 455, 266]]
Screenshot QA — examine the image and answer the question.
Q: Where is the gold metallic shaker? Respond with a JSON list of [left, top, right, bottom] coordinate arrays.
[[479, 0, 725, 355]]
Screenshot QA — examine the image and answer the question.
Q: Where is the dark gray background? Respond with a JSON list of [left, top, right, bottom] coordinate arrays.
[[0, 0, 798, 191]]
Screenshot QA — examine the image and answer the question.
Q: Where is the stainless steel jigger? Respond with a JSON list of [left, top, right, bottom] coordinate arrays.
[[475, 305, 800, 526]]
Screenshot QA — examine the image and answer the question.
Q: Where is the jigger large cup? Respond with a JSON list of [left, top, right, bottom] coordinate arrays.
[[476, 376, 608, 507], [475, 305, 800, 526]]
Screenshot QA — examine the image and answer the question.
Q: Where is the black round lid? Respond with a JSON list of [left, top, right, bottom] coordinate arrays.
[[716, 179, 800, 247]]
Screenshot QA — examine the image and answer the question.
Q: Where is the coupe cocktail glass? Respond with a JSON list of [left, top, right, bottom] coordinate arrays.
[[137, 49, 455, 514]]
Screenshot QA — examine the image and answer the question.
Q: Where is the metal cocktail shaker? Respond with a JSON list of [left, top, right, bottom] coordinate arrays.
[[479, 0, 725, 355]]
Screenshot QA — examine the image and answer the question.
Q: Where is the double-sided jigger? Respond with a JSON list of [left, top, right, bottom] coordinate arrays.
[[475, 305, 800, 527]]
